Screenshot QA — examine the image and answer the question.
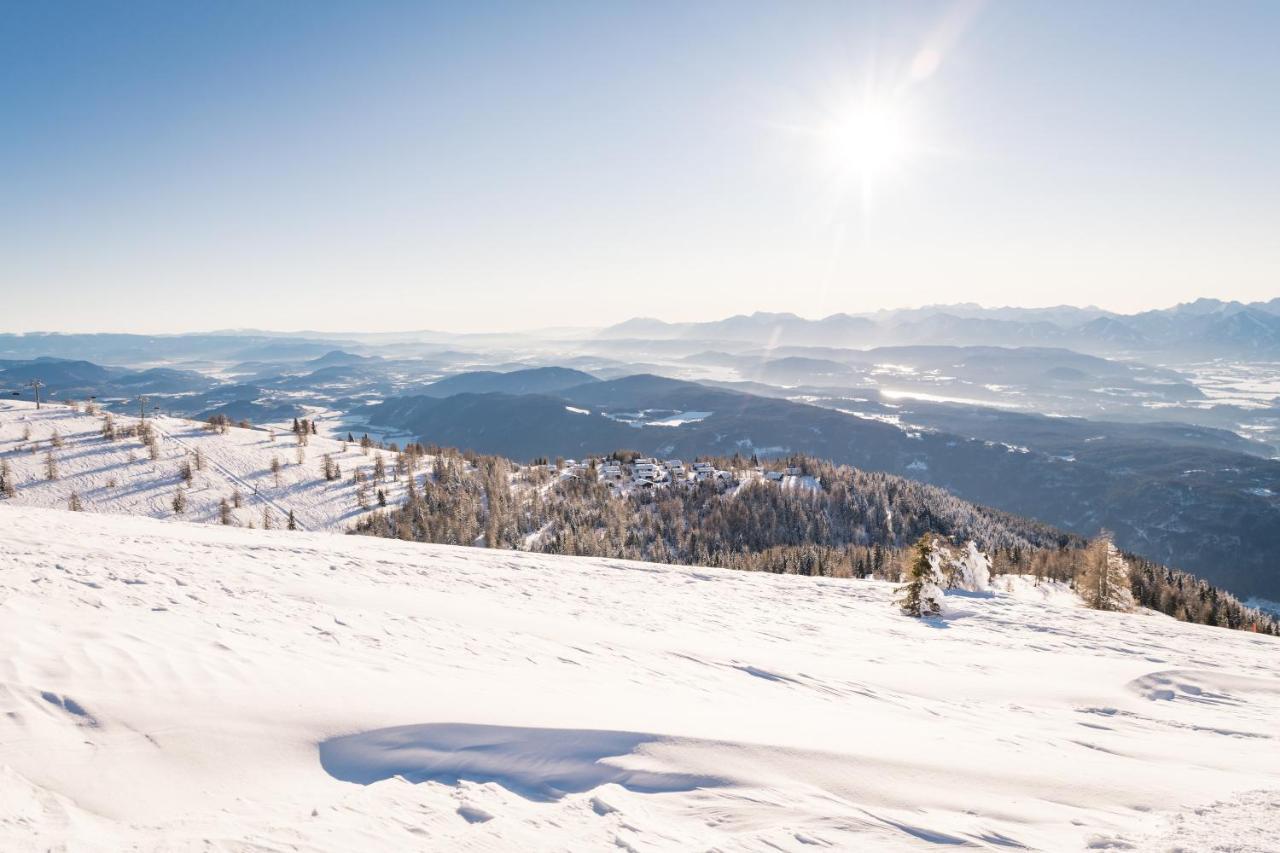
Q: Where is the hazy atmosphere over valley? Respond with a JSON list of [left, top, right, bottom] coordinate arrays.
[[2, 3, 1278, 851]]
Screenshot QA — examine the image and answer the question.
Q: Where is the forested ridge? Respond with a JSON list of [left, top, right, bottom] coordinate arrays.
[[350, 448, 1278, 636]]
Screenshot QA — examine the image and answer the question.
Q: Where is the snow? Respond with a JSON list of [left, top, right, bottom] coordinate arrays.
[[644, 411, 713, 427], [0, 401, 414, 532], [992, 574, 1088, 608], [1, 504, 1278, 850]]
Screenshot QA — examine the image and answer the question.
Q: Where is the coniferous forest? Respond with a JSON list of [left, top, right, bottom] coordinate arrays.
[[351, 448, 1278, 636]]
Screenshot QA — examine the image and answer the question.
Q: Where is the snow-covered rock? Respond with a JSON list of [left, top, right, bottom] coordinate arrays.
[[1, 504, 1277, 850]]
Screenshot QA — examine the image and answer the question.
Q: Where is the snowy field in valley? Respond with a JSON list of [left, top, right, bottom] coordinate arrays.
[[2, 505, 1278, 851], [0, 401, 412, 532]]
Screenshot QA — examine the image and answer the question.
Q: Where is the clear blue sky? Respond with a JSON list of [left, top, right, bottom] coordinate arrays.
[[3, 1, 1277, 333]]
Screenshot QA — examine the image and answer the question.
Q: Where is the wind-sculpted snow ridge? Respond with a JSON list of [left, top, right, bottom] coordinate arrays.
[[0, 505, 1277, 851]]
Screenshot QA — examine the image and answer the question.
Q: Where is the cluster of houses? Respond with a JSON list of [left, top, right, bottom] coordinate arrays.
[[552, 457, 734, 489], [531, 456, 817, 494]]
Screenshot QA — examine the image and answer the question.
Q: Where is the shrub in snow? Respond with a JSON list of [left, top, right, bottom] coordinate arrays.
[[897, 534, 946, 617]]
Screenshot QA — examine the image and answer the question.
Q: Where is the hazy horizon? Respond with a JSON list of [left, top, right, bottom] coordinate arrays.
[[1, 293, 1273, 338]]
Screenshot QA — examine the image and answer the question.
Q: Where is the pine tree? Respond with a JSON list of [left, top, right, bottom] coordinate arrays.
[[172, 489, 187, 515], [0, 459, 14, 498], [262, 506, 274, 530], [44, 449, 58, 481], [271, 456, 283, 488], [896, 533, 945, 617], [68, 491, 83, 512], [287, 509, 298, 531]]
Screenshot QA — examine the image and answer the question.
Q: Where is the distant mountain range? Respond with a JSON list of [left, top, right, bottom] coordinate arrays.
[[600, 299, 1280, 357]]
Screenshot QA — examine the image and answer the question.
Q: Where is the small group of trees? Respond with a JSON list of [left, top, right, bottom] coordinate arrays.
[[291, 418, 318, 445], [320, 453, 342, 481], [896, 535, 991, 617], [205, 414, 232, 434]]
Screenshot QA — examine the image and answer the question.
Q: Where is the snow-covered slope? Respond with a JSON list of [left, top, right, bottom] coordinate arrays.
[[0, 401, 410, 531], [1, 505, 1277, 851]]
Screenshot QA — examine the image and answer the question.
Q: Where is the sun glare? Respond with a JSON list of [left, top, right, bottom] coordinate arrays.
[[820, 100, 913, 181]]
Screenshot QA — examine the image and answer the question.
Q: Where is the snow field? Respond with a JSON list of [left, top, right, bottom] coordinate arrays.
[[0, 504, 1277, 850]]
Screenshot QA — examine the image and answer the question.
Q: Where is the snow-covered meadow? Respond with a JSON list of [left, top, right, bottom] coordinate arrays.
[[1, 502, 1278, 850], [0, 401, 409, 531]]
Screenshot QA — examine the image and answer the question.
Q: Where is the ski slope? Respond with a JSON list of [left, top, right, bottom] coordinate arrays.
[[1, 504, 1278, 851], [0, 401, 412, 531]]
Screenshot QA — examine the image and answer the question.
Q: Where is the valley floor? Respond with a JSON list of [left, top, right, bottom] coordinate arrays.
[[1, 505, 1278, 850]]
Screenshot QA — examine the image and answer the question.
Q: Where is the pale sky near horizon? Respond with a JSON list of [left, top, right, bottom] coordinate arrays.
[[2, 1, 1277, 334]]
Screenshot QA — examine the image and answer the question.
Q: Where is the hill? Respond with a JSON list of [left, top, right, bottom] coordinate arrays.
[[0, 401, 414, 532], [420, 366, 600, 397], [2, 504, 1277, 850]]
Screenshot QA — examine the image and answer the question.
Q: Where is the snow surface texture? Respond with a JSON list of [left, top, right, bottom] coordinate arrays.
[[1, 505, 1278, 851], [0, 401, 413, 532]]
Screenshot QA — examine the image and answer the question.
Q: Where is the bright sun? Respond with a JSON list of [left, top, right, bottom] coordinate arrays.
[[819, 100, 912, 181]]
